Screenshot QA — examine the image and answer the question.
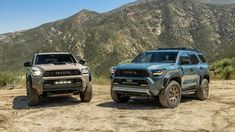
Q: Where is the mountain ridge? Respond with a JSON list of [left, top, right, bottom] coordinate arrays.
[[0, 0, 235, 76]]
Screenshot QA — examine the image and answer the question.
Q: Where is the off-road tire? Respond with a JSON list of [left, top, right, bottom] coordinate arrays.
[[27, 81, 40, 106], [111, 89, 130, 103], [196, 79, 209, 100], [159, 81, 181, 108], [80, 82, 92, 102]]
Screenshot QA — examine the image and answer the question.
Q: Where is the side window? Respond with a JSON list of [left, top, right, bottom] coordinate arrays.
[[179, 52, 191, 65], [198, 54, 207, 63], [189, 53, 199, 65]]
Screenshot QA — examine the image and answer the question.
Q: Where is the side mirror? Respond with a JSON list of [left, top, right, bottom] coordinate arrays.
[[180, 57, 191, 65], [79, 59, 86, 65], [24, 62, 31, 67]]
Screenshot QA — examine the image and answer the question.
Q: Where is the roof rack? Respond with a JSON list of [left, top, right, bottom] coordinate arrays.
[[157, 48, 202, 53]]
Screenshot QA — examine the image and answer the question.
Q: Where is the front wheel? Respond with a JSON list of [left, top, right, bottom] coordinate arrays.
[[196, 79, 209, 100], [80, 82, 92, 102], [111, 89, 130, 103], [159, 81, 181, 108]]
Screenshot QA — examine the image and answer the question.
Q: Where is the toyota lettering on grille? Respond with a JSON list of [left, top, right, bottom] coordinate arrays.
[[123, 71, 138, 75], [54, 71, 71, 76]]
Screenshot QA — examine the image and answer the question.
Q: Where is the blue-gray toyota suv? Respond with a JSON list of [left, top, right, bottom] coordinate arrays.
[[110, 48, 210, 108]]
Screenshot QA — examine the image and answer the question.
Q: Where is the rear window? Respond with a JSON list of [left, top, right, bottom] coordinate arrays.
[[198, 54, 207, 63]]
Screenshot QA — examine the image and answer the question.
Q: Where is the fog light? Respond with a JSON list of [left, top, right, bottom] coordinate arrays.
[[140, 84, 148, 87], [54, 81, 72, 85]]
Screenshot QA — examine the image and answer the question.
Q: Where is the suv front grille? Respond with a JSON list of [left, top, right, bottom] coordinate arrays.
[[115, 69, 149, 77], [44, 70, 81, 77], [113, 79, 148, 86]]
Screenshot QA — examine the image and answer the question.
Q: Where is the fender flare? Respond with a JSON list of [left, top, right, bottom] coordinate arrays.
[[26, 74, 33, 86], [89, 72, 92, 82], [199, 74, 210, 85], [163, 72, 182, 88]]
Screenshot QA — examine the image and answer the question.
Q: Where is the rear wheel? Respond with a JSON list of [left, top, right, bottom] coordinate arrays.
[[196, 79, 209, 100], [159, 81, 181, 108], [111, 89, 130, 103], [27, 81, 40, 106], [80, 82, 92, 102]]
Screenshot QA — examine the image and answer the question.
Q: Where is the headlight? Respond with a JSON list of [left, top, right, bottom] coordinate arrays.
[[111, 67, 116, 74], [81, 68, 89, 74], [31, 67, 42, 76], [151, 69, 166, 76]]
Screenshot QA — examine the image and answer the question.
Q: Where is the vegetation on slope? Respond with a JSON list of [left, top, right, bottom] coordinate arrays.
[[210, 58, 235, 80]]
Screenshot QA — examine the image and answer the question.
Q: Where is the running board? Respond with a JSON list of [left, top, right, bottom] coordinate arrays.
[[182, 89, 197, 95]]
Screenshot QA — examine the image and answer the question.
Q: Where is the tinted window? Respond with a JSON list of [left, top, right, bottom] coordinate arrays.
[[35, 54, 76, 65], [133, 52, 178, 63], [198, 54, 207, 63], [189, 53, 199, 64], [179, 52, 191, 65]]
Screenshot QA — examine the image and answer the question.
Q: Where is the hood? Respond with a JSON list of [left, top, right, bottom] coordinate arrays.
[[115, 63, 175, 70], [35, 63, 84, 71]]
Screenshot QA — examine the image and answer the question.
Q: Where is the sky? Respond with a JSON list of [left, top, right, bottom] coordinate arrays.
[[0, 0, 136, 34]]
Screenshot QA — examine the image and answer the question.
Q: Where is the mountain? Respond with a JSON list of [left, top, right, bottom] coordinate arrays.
[[0, 0, 235, 77], [199, 0, 235, 4]]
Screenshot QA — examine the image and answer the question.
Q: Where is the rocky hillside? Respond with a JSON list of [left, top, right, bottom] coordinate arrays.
[[199, 0, 235, 4], [0, 0, 235, 76]]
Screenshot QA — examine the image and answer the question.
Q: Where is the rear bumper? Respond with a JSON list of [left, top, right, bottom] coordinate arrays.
[[111, 76, 164, 96], [32, 75, 88, 95]]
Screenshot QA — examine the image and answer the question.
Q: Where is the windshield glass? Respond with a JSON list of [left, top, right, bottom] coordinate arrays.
[[35, 54, 76, 65], [133, 52, 178, 63]]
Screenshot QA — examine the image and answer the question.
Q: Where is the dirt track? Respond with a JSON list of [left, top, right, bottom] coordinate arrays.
[[0, 81, 235, 132]]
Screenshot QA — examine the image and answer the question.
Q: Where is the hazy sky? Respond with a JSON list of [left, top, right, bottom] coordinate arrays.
[[0, 0, 136, 34]]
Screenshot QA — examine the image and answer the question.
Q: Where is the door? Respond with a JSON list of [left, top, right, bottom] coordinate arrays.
[[188, 52, 200, 87], [179, 52, 198, 89]]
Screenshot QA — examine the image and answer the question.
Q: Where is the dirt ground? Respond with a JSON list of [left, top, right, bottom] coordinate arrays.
[[0, 81, 235, 132]]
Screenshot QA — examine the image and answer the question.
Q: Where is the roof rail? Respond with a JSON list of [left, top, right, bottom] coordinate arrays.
[[157, 48, 202, 53]]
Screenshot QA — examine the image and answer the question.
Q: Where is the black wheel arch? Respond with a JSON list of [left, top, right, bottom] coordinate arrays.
[[163, 72, 182, 88], [200, 74, 210, 85], [26, 74, 33, 86], [89, 74, 92, 82]]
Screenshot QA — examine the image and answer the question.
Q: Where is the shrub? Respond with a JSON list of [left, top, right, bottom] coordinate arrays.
[[0, 72, 16, 87], [210, 58, 235, 80], [222, 66, 234, 80]]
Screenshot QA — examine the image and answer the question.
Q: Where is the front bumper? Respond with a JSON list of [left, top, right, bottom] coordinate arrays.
[[32, 75, 89, 95], [111, 76, 164, 96]]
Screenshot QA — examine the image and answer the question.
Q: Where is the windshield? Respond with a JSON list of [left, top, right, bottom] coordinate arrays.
[[133, 52, 178, 63], [35, 54, 76, 65]]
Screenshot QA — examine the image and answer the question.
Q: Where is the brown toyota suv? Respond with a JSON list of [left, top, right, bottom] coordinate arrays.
[[24, 52, 92, 106]]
